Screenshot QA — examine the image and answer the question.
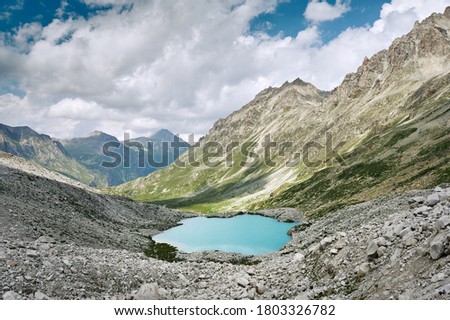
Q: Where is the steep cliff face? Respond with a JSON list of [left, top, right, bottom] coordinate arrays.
[[115, 8, 450, 216]]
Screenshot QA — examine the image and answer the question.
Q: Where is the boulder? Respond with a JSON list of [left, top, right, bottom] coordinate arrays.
[[256, 283, 266, 295], [134, 283, 161, 300], [367, 241, 379, 259], [34, 291, 50, 300], [357, 262, 371, 276], [413, 206, 432, 215], [334, 239, 347, 250], [429, 233, 448, 260], [431, 273, 446, 283], [26, 249, 39, 258], [320, 236, 335, 250], [402, 232, 417, 246], [426, 193, 440, 206], [293, 253, 305, 263], [436, 216, 450, 230], [3, 291, 21, 300], [236, 277, 249, 288], [35, 235, 56, 244]]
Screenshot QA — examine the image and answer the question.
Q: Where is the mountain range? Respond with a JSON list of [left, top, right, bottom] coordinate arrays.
[[0, 125, 189, 187], [114, 8, 450, 216]]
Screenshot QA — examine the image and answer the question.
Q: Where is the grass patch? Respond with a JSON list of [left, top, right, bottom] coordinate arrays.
[[383, 127, 417, 148]]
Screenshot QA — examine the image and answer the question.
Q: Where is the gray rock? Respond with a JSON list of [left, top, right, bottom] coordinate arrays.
[[357, 262, 371, 276], [438, 191, 450, 201], [431, 273, 446, 283], [35, 235, 56, 244], [320, 236, 335, 249], [256, 283, 266, 295], [436, 216, 450, 229], [34, 291, 50, 300], [134, 283, 161, 300], [26, 250, 39, 258], [402, 232, 417, 246], [426, 193, 440, 206], [413, 206, 432, 215], [247, 288, 256, 299], [334, 239, 347, 250], [3, 291, 21, 300], [411, 196, 425, 203], [293, 253, 305, 263], [236, 277, 249, 287], [0, 248, 8, 261], [367, 241, 379, 259], [429, 233, 448, 260]]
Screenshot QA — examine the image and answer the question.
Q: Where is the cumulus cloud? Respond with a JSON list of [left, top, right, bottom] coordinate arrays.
[[0, 0, 449, 140], [304, 0, 350, 23]]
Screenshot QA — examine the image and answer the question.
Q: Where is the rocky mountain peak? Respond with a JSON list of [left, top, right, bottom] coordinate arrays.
[[330, 7, 450, 106]]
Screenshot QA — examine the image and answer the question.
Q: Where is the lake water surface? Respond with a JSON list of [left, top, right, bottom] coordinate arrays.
[[153, 214, 298, 255]]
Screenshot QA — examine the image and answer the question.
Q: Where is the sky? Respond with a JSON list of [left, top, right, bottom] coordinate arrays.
[[0, 0, 449, 140]]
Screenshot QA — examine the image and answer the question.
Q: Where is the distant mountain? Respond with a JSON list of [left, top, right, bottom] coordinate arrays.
[[0, 123, 103, 186], [61, 129, 190, 187], [114, 8, 450, 216], [128, 129, 190, 165]]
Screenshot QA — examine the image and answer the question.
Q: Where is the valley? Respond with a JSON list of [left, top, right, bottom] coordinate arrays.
[[1, 6, 450, 301]]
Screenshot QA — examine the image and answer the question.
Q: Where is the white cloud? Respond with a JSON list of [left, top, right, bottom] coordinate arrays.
[[0, 0, 449, 140], [304, 0, 350, 23]]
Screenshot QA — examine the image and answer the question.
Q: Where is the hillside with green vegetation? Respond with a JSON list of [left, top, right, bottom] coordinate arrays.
[[113, 10, 450, 217]]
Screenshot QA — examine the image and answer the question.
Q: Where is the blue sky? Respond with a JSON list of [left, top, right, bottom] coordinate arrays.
[[0, 0, 449, 139], [2, 1, 387, 43], [249, 0, 387, 42]]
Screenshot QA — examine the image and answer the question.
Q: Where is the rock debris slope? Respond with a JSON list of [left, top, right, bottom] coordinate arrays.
[[1, 155, 450, 300]]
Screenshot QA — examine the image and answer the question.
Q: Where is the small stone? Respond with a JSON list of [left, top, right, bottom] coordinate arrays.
[[35, 236, 56, 244], [438, 192, 449, 202], [334, 239, 347, 250], [394, 224, 406, 236], [247, 288, 256, 299], [436, 216, 450, 230], [411, 196, 425, 203], [367, 241, 379, 259], [3, 291, 21, 300], [429, 233, 448, 260], [431, 273, 446, 283], [426, 193, 440, 206], [402, 233, 417, 246], [413, 206, 432, 215], [320, 236, 335, 249], [357, 262, 371, 276], [134, 283, 161, 300], [0, 248, 8, 261], [375, 237, 387, 247], [399, 227, 411, 237], [236, 277, 249, 287], [293, 253, 305, 263], [330, 248, 339, 255], [256, 283, 266, 295], [34, 291, 50, 300], [26, 250, 39, 258]]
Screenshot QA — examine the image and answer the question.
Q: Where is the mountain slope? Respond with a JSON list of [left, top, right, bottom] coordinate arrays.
[[114, 8, 450, 216], [0, 124, 103, 185]]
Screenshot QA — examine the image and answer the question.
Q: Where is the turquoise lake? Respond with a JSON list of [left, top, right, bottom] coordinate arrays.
[[152, 214, 298, 255]]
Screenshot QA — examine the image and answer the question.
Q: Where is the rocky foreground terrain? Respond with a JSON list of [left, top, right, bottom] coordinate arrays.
[[1, 154, 450, 300]]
